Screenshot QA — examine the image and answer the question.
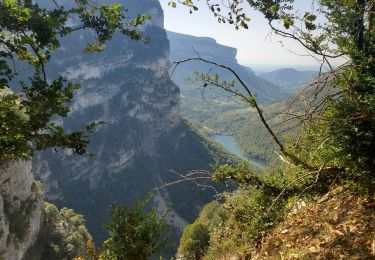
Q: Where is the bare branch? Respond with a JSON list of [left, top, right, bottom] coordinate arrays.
[[170, 57, 316, 170], [153, 169, 219, 195]]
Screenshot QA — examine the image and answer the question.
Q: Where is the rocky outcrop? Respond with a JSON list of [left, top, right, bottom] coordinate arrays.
[[167, 31, 289, 103], [168, 32, 238, 63], [0, 159, 43, 260], [32, 0, 226, 255]]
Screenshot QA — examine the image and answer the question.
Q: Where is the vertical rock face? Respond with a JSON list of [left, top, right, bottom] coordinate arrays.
[[167, 31, 289, 103], [0, 160, 43, 260], [33, 0, 221, 250]]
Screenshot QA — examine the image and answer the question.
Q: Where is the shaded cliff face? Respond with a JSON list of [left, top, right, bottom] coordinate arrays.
[[33, 0, 221, 249], [0, 160, 43, 260]]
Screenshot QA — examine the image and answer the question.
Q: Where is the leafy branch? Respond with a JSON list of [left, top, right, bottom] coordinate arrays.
[[0, 0, 150, 159]]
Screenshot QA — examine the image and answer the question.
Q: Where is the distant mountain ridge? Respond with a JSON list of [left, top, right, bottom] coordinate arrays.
[[259, 68, 317, 93], [167, 32, 237, 63], [168, 31, 289, 104]]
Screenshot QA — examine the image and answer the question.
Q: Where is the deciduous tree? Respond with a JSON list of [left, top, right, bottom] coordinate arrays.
[[0, 0, 149, 159]]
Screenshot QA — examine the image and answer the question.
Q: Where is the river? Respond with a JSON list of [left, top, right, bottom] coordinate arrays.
[[210, 134, 268, 170]]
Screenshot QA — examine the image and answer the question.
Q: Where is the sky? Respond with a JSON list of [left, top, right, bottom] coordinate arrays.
[[158, 0, 337, 72]]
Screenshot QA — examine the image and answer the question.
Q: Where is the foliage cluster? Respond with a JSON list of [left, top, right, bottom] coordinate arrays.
[[42, 202, 92, 259], [100, 194, 168, 260], [0, 0, 149, 159], [178, 221, 210, 260], [71, 194, 168, 260], [177, 201, 226, 259], [178, 163, 302, 259]]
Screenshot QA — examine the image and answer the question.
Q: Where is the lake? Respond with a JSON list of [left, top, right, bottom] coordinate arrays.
[[210, 134, 268, 170]]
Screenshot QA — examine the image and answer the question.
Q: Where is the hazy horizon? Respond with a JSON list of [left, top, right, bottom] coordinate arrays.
[[166, 29, 320, 73], [159, 0, 344, 71]]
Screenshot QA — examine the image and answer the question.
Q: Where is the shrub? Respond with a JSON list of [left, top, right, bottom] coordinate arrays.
[[101, 194, 168, 260], [178, 222, 210, 260]]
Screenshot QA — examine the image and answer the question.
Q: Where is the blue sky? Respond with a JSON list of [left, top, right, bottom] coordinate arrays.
[[159, 0, 337, 71]]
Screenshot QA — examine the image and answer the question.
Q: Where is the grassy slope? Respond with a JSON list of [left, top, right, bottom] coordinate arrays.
[[195, 186, 374, 260]]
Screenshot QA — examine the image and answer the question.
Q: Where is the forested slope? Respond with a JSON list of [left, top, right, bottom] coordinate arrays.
[[174, 0, 375, 259]]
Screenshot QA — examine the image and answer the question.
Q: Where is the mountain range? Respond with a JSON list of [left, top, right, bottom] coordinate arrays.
[[167, 31, 290, 127], [259, 68, 317, 94], [167, 31, 319, 164]]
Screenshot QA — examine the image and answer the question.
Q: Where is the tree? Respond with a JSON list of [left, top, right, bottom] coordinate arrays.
[[80, 194, 168, 260], [178, 222, 210, 260], [0, 0, 149, 159], [177, 201, 228, 259], [42, 202, 92, 260]]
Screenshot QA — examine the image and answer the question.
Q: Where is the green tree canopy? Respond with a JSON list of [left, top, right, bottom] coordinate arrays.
[[178, 222, 210, 260], [0, 0, 149, 159], [100, 194, 168, 260]]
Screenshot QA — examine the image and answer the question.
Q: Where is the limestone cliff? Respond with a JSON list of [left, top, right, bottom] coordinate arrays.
[[0, 160, 43, 260], [167, 31, 289, 103], [32, 0, 227, 255]]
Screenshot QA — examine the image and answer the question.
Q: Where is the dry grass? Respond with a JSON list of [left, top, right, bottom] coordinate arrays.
[[251, 187, 374, 259]]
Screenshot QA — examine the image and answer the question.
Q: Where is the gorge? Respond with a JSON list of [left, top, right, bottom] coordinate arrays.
[[32, 0, 225, 245]]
